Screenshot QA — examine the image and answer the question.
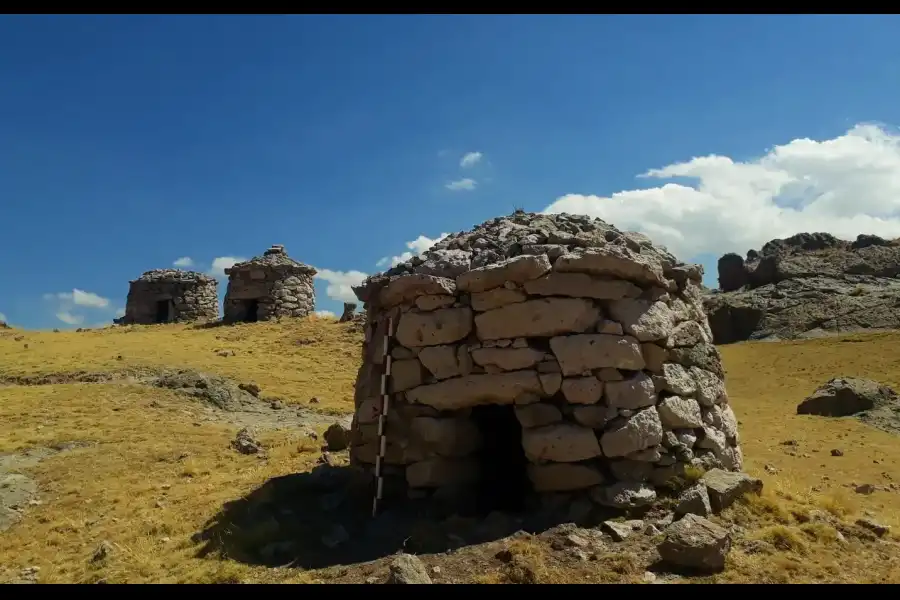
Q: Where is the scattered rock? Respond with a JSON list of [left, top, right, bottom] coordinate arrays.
[[231, 428, 262, 455], [238, 382, 261, 397], [91, 540, 114, 563], [674, 483, 712, 518], [386, 553, 432, 584], [797, 377, 899, 417], [657, 513, 731, 573], [701, 468, 763, 513], [856, 517, 891, 537], [831, 449, 844, 457], [324, 422, 351, 452], [602, 519, 644, 541]]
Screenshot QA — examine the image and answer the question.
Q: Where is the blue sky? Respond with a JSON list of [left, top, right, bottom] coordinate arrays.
[[5, 14, 900, 328]]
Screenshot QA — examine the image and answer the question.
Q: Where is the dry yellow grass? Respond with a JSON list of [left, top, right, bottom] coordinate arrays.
[[1, 321, 900, 583], [0, 316, 361, 414]]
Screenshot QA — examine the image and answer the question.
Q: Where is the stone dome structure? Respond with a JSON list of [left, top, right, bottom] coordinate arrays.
[[222, 245, 317, 323], [350, 210, 742, 516], [120, 269, 219, 325]]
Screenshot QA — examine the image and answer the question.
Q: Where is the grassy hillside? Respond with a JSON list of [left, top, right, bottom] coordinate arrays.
[[1, 319, 900, 583]]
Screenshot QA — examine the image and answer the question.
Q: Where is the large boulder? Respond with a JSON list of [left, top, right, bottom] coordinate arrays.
[[797, 377, 899, 417], [705, 233, 900, 343]]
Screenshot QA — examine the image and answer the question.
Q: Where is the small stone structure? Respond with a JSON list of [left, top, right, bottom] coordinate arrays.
[[350, 211, 743, 516], [223, 245, 316, 323], [120, 269, 219, 325]]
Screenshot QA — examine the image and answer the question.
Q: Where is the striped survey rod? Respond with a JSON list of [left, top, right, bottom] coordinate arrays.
[[371, 316, 394, 518]]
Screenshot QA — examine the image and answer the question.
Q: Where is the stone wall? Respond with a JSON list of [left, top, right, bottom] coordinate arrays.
[[349, 211, 743, 513], [120, 269, 219, 325], [222, 245, 317, 323]]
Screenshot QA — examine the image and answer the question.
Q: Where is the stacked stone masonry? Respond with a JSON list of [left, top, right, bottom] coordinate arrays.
[[223, 245, 317, 323], [350, 211, 743, 511], [120, 269, 219, 325]]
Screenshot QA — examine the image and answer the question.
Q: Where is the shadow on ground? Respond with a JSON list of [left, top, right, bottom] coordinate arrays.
[[193, 464, 600, 570]]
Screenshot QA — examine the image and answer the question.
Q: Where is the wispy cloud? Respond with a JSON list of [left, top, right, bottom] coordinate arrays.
[[459, 151, 483, 168], [376, 232, 450, 268], [315, 310, 337, 319], [314, 269, 368, 304], [207, 256, 245, 279], [445, 178, 477, 192], [0, 312, 6, 323], [43, 288, 120, 327], [173, 256, 194, 267]]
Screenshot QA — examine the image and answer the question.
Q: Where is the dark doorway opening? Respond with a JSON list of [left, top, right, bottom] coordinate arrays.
[[470, 404, 529, 515], [154, 299, 172, 324], [241, 299, 260, 323]]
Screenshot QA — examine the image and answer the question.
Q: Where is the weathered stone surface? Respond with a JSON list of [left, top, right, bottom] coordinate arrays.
[[657, 514, 731, 573], [572, 405, 616, 429], [596, 319, 624, 335], [607, 299, 675, 342], [660, 363, 696, 396], [527, 463, 605, 491], [560, 377, 604, 405], [470, 287, 527, 311], [386, 553, 432, 584], [471, 347, 544, 371], [692, 367, 726, 406], [406, 371, 544, 410], [667, 320, 704, 348], [417, 345, 466, 380], [549, 334, 645, 376], [410, 417, 481, 457], [457, 254, 551, 293], [605, 372, 656, 410], [553, 246, 667, 288], [221, 246, 317, 323], [122, 269, 219, 325], [539, 373, 562, 396], [641, 343, 668, 373], [514, 403, 563, 428], [415, 294, 456, 312], [379, 274, 456, 308], [474, 298, 599, 340], [675, 483, 712, 517], [590, 481, 657, 508], [522, 423, 603, 462], [600, 407, 663, 457], [797, 377, 899, 417], [391, 358, 425, 392], [406, 458, 478, 488], [523, 272, 641, 300], [658, 396, 704, 429], [609, 459, 653, 482], [596, 367, 623, 381], [701, 469, 762, 512], [396, 307, 473, 348]]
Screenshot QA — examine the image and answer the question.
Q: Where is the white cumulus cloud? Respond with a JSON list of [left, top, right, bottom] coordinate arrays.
[[55, 311, 84, 326], [43, 288, 116, 327], [544, 123, 900, 261], [376, 232, 451, 268], [315, 269, 368, 304], [315, 310, 337, 319], [446, 178, 477, 192], [460, 151, 483, 168], [173, 256, 194, 267], [207, 256, 245, 279]]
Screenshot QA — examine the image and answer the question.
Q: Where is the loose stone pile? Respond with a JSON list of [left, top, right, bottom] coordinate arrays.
[[223, 245, 317, 323], [119, 269, 219, 325], [350, 210, 743, 512]]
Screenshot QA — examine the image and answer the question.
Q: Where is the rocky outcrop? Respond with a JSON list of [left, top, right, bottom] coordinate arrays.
[[704, 232, 900, 343], [119, 269, 219, 325], [349, 210, 746, 511], [222, 245, 317, 323]]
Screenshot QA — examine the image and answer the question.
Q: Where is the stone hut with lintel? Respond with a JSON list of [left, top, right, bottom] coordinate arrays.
[[222, 245, 317, 323], [120, 269, 219, 325], [350, 210, 744, 517]]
